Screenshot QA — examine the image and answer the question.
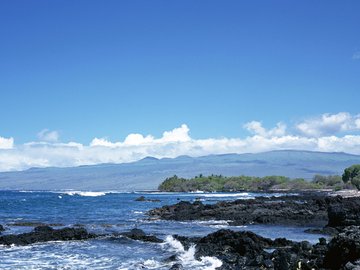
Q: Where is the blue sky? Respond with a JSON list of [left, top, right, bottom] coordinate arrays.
[[0, 1, 360, 171]]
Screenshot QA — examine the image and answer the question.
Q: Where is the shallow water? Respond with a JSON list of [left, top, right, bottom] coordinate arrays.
[[0, 191, 327, 269]]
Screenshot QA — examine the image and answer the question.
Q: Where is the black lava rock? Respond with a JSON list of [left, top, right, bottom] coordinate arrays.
[[0, 226, 95, 246], [324, 226, 360, 269], [121, 228, 162, 243]]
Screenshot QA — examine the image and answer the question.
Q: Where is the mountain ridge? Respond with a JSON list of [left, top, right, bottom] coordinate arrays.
[[0, 150, 359, 191]]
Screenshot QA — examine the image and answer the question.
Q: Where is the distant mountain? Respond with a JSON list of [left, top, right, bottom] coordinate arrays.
[[0, 150, 360, 191]]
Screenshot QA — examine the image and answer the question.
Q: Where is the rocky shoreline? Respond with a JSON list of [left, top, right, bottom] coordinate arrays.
[[2, 192, 360, 269], [167, 225, 360, 270], [148, 192, 360, 228], [2, 225, 360, 269], [146, 192, 360, 269]]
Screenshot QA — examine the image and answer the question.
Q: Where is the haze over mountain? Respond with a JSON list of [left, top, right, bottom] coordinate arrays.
[[0, 150, 359, 191]]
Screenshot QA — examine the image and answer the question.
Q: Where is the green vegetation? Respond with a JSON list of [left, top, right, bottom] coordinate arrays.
[[158, 174, 350, 192], [342, 164, 360, 190]]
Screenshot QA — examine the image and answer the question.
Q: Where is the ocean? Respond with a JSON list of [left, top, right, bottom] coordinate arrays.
[[0, 191, 327, 269]]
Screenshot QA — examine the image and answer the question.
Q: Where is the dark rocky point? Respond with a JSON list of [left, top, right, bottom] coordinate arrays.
[[149, 194, 340, 226], [149, 194, 360, 229], [0, 226, 96, 246]]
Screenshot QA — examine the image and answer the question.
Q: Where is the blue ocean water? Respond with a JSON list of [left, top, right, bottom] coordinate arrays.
[[0, 191, 328, 269]]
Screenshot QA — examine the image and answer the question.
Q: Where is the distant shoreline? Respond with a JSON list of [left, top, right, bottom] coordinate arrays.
[[158, 174, 354, 193]]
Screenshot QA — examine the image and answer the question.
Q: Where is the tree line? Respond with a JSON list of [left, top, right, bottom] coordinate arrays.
[[158, 165, 360, 192]]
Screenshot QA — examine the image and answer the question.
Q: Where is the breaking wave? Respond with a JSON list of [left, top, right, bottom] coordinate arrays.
[[163, 235, 222, 270], [61, 191, 108, 197]]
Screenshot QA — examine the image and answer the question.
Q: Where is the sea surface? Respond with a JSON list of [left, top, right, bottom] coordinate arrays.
[[0, 191, 328, 270]]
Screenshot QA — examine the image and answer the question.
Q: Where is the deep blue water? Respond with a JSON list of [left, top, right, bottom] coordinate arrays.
[[0, 191, 328, 269]]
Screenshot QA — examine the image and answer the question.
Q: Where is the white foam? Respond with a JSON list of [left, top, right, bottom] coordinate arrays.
[[199, 256, 223, 270], [178, 245, 196, 263], [180, 220, 230, 226], [142, 259, 163, 268], [47, 190, 125, 197], [62, 191, 107, 197], [198, 192, 250, 197], [118, 259, 166, 270], [18, 190, 41, 193], [163, 235, 222, 269], [209, 224, 228, 229], [164, 235, 186, 253]]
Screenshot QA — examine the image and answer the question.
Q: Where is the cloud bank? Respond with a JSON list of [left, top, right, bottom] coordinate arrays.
[[296, 112, 360, 137], [0, 136, 14, 149], [1, 112, 360, 172]]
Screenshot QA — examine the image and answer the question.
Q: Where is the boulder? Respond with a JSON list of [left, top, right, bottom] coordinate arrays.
[[121, 228, 162, 243], [324, 226, 360, 269], [135, 196, 161, 202], [327, 197, 360, 227]]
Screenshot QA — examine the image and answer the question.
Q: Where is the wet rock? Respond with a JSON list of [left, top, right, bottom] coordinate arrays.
[[195, 229, 271, 258], [304, 226, 339, 236], [272, 237, 294, 247], [263, 259, 274, 268], [0, 224, 4, 232], [190, 229, 299, 269], [121, 228, 162, 243], [272, 249, 291, 270], [135, 196, 161, 202], [300, 240, 312, 251], [319, 237, 327, 245], [327, 197, 360, 227], [344, 262, 357, 270], [0, 226, 95, 246], [34, 225, 54, 233], [169, 263, 183, 270], [324, 226, 360, 269], [163, 254, 177, 263]]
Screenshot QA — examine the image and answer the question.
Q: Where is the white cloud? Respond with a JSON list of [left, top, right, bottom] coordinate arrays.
[[161, 124, 191, 142], [124, 134, 154, 145], [37, 129, 59, 142], [90, 137, 119, 147], [2, 115, 360, 172], [90, 124, 190, 147], [0, 136, 14, 149], [296, 112, 360, 137], [244, 121, 286, 137]]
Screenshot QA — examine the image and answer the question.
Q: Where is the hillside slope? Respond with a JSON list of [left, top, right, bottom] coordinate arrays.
[[0, 150, 359, 191]]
